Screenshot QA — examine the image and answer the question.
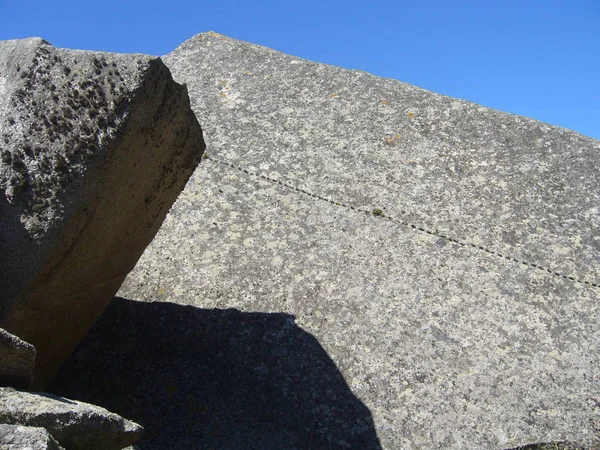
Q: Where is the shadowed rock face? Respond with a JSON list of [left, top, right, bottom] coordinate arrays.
[[0, 38, 205, 387], [112, 32, 600, 448], [0, 327, 36, 389], [50, 297, 382, 450]]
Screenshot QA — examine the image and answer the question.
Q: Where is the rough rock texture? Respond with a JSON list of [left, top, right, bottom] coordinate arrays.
[[0, 327, 36, 389], [58, 33, 599, 448], [0, 38, 204, 387], [0, 423, 64, 450], [0, 387, 142, 449]]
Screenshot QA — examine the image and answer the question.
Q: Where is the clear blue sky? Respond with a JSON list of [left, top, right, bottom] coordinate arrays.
[[1, 0, 598, 140]]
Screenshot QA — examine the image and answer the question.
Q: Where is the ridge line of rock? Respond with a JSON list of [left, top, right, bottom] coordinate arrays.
[[205, 155, 600, 290]]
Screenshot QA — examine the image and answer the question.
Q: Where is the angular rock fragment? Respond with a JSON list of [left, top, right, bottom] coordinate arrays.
[[0, 387, 142, 450], [0, 38, 205, 387], [0, 424, 64, 450], [0, 327, 36, 389]]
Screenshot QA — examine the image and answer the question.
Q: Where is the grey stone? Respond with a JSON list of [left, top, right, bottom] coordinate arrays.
[[0, 424, 64, 450], [0, 38, 205, 388], [0, 387, 142, 450], [113, 32, 600, 449], [0, 328, 35, 389]]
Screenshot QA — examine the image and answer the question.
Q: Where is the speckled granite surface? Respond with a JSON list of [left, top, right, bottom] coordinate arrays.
[[55, 32, 599, 449]]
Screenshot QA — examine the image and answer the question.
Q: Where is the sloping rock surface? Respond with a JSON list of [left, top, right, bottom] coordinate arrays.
[[110, 32, 600, 448], [0, 423, 64, 450], [0, 38, 204, 387], [0, 327, 36, 389], [0, 387, 142, 449]]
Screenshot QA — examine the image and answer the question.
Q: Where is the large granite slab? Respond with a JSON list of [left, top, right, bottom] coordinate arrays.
[[60, 32, 599, 449]]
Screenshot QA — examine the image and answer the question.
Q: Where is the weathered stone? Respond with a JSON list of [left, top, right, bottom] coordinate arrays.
[[0, 38, 204, 387], [114, 33, 600, 448], [0, 424, 64, 450], [0, 387, 142, 449], [0, 327, 35, 389]]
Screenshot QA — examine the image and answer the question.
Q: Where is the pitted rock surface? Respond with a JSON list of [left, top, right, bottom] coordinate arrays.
[[0, 38, 204, 387], [111, 33, 600, 448]]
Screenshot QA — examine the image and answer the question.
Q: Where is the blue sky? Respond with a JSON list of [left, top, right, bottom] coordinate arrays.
[[1, 0, 598, 140]]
